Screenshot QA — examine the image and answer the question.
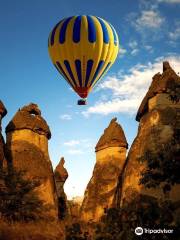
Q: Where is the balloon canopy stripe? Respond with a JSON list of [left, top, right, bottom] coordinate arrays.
[[64, 60, 77, 87], [91, 62, 111, 88], [50, 20, 62, 46], [59, 17, 73, 44], [109, 24, 118, 46], [87, 16, 96, 43], [73, 16, 82, 43], [75, 60, 82, 87], [55, 61, 75, 89], [90, 60, 104, 86], [48, 15, 119, 99], [101, 62, 111, 77], [85, 60, 94, 87], [96, 17, 109, 44]]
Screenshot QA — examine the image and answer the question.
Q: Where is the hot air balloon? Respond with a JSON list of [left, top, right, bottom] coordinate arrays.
[[48, 15, 119, 105]]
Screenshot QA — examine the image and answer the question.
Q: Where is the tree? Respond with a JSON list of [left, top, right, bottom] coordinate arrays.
[[0, 168, 48, 222], [139, 129, 180, 196]]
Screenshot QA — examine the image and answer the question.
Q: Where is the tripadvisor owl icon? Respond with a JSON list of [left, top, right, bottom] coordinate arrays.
[[135, 227, 143, 235]]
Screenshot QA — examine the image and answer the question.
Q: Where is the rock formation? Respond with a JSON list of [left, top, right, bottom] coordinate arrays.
[[0, 100, 7, 169], [68, 196, 83, 220], [81, 118, 128, 222], [54, 157, 68, 219], [120, 62, 180, 208], [5, 103, 58, 218]]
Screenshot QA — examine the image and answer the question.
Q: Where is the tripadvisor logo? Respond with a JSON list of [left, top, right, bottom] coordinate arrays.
[[135, 227, 143, 235], [135, 227, 174, 235]]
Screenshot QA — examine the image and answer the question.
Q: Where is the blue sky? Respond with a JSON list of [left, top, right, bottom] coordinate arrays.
[[0, 0, 180, 199]]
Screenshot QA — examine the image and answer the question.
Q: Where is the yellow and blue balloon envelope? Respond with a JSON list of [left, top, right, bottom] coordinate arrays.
[[48, 15, 119, 105]]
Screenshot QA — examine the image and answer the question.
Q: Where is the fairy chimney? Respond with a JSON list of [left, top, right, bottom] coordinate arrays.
[[81, 118, 128, 222], [121, 62, 180, 207], [54, 157, 69, 219], [5, 103, 58, 218]]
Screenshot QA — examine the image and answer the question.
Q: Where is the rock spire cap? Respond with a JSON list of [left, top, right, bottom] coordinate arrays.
[[54, 157, 68, 182], [136, 61, 180, 121], [5, 103, 51, 139], [95, 117, 128, 152], [163, 61, 171, 72]]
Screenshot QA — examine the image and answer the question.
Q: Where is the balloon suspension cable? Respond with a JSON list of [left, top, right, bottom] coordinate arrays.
[[77, 98, 87, 105]]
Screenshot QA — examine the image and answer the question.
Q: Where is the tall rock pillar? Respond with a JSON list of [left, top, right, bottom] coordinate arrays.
[[5, 103, 58, 218], [121, 62, 180, 207], [81, 118, 128, 222], [54, 157, 69, 219]]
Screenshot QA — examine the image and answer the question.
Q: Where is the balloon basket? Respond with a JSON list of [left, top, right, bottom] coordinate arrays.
[[77, 99, 87, 105]]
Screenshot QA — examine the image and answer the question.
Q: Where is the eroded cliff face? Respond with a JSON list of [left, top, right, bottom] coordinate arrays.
[[5, 103, 58, 218], [0, 101, 7, 169], [121, 62, 180, 207], [81, 118, 128, 222], [54, 157, 69, 219]]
